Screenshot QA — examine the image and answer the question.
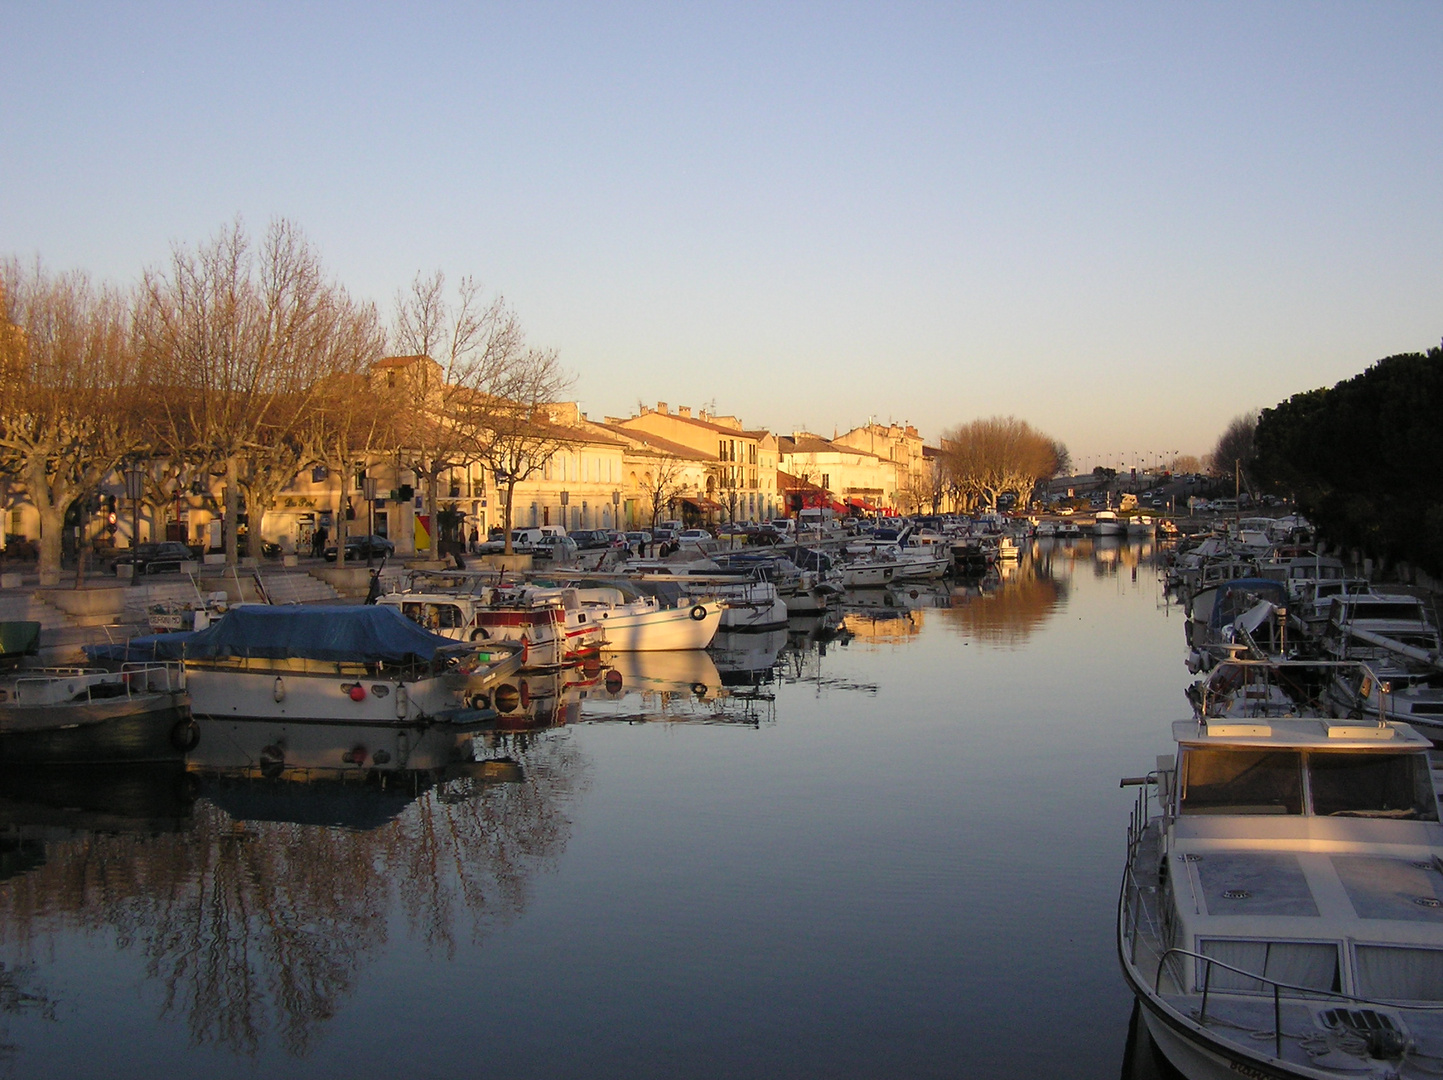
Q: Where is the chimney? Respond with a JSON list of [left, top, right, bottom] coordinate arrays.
[[657, 402, 668, 415], [678, 406, 691, 418], [699, 410, 709, 421]]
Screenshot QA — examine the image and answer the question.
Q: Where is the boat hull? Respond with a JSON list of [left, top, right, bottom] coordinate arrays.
[[593, 602, 723, 651], [185, 649, 522, 724]]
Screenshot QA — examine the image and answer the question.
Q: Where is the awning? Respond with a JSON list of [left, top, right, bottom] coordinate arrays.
[[682, 497, 725, 511]]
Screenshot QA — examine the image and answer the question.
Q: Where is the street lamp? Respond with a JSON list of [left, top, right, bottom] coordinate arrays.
[[362, 476, 379, 565], [123, 464, 145, 552]]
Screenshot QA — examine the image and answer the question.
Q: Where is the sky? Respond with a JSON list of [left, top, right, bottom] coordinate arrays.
[[3, 2, 1441, 469]]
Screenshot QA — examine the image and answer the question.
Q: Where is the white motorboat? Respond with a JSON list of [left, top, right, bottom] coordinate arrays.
[[697, 580, 789, 631], [97, 605, 524, 725], [379, 576, 605, 668], [1318, 594, 1443, 735], [1094, 510, 1124, 537], [0, 662, 192, 763], [570, 583, 723, 651], [1055, 521, 1082, 540], [996, 535, 1020, 561], [1119, 711, 1443, 1080]]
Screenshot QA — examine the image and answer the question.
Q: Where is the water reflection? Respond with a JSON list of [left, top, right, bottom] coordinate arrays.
[[931, 556, 1067, 649], [0, 539, 1182, 1076], [0, 718, 588, 1059]]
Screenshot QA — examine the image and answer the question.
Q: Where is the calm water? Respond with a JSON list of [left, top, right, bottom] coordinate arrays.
[[0, 539, 1189, 1079]]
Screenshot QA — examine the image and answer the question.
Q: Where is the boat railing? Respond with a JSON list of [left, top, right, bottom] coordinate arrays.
[[1151, 946, 1443, 1057], [1119, 773, 1174, 968], [8, 661, 185, 704]]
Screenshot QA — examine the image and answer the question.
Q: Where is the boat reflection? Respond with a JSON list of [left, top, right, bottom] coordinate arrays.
[[0, 714, 589, 1058], [1118, 1000, 1185, 1079]]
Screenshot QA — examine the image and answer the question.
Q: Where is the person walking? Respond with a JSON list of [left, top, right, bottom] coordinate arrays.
[[311, 524, 327, 558]]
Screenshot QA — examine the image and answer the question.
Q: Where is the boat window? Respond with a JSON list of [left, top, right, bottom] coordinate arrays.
[[1198, 940, 1340, 995], [1179, 749, 1304, 815], [424, 604, 464, 629], [1354, 946, 1443, 1002], [1308, 753, 1438, 820]]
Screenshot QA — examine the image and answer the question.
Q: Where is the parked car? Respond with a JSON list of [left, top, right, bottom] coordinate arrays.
[[678, 528, 711, 542], [323, 534, 394, 562], [716, 523, 750, 538], [114, 541, 198, 575], [624, 531, 651, 548], [650, 527, 677, 543], [531, 534, 579, 562], [569, 529, 614, 551]]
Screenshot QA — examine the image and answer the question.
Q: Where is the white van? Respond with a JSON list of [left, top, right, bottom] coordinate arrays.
[[510, 525, 567, 546]]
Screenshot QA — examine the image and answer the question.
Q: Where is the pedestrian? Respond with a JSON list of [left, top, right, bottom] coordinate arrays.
[[468, 524, 479, 553], [311, 524, 327, 558]]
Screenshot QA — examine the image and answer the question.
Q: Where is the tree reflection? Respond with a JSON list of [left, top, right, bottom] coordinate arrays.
[[0, 730, 588, 1058], [935, 558, 1067, 648]]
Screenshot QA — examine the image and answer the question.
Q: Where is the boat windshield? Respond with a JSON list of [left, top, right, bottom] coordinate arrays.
[[1179, 749, 1304, 815], [1309, 752, 1438, 820]]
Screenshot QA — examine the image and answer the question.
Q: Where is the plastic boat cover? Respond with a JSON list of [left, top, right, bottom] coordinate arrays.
[[86, 605, 457, 665]]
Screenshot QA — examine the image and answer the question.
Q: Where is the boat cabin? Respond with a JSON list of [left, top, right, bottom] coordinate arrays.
[[1154, 718, 1443, 1005]]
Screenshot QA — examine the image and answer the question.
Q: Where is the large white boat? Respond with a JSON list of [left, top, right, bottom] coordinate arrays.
[[1094, 510, 1125, 537], [569, 583, 723, 651], [1119, 712, 1443, 1079], [379, 576, 606, 668], [96, 606, 523, 725]]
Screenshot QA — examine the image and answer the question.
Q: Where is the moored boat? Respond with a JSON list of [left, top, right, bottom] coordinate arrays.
[[1119, 712, 1443, 1079], [0, 662, 192, 764], [89, 605, 523, 725]]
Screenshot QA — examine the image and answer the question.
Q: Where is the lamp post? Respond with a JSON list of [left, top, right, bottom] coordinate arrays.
[[124, 465, 145, 576], [560, 489, 569, 531], [611, 489, 620, 531], [362, 476, 379, 565]]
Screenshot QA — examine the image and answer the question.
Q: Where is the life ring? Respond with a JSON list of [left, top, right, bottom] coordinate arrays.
[[689, 604, 708, 621], [691, 682, 708, 697], [170, 719, 201, 752], [470, 626, 489, 642]]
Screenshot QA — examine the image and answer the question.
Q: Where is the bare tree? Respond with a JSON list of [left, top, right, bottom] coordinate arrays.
[[0, 261, 142, 584], [456, 348, 576, 555], [136, 219, 355, 563], [1208, 413, 1259, 489], [638, 452, 689, 536], [389, 271, 524, 550], [938, 416, 1059, 511]]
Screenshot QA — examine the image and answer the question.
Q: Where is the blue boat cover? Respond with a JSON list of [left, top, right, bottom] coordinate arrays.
[[86, 605, 457, 665], [1207, 578, 1289, 630]]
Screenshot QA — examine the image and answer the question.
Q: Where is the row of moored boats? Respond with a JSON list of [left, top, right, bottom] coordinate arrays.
[[1120, 515, 1443, 1079]]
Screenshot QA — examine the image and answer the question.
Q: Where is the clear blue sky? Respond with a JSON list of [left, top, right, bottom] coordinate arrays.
[[4, 2, 1440, 466]]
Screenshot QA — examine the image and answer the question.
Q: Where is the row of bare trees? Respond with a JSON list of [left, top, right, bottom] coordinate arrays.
[[0, 219, 572, 581], [935, 416, 1067, 511]]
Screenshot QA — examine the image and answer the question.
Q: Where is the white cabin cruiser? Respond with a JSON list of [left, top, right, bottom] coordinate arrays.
[[569, 582, 723, 651], [1120, 713, 1443, 1080], [379, 576, 605, 668], [94, 606, 523, 725]]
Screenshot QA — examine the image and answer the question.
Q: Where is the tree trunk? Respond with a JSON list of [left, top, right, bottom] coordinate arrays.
[[37, 504, 64, 587], [502, 480, 516, 555], [333, 462, 348, 568], [224, 457, 239, 566], [424, 472, 438, 554]]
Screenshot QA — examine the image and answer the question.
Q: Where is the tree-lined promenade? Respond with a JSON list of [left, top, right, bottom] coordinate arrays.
[[2, 219, 1079, 583]]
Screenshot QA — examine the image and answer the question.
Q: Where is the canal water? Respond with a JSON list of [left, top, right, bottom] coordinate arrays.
[[0, 539, 1189, 1079]]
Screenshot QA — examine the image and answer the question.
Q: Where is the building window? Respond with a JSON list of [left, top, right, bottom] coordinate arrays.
[[822, 473, 830, 489]]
